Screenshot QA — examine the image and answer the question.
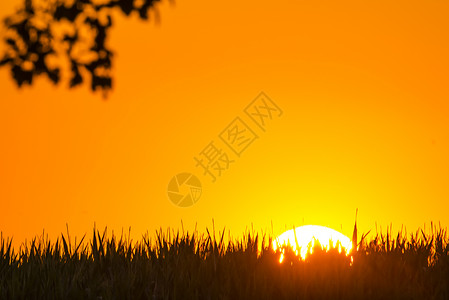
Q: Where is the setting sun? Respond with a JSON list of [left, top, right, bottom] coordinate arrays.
[[1, 0, 449, 297], [273, 225, 353, 262]]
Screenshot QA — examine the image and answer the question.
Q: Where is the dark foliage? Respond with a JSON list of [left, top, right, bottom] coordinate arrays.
[[0, 224, 448, 299], [0, 0, 163, 94]]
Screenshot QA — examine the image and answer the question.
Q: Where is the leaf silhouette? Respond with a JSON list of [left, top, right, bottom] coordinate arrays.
[[12, 64, 33, 87], [54, 3, 82, 22], [0, 0, 165, 94], [70, 60, 83, 87]]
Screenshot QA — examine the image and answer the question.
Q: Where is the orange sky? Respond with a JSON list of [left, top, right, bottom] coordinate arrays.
[[1, 0, 448, 248]]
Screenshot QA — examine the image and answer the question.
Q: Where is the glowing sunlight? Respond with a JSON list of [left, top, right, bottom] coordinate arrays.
[[273, 225, 353, 262]]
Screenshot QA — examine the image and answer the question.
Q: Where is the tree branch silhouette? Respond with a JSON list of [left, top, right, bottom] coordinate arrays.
[[0, 0, 164, 95]]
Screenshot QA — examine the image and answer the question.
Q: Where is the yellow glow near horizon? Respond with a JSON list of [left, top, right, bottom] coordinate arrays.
[[273, 225, 353, 262], [1, 0, 449, 250]]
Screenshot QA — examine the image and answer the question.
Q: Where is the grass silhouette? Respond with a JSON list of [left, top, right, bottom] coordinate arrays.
[[0, 223, 448, 299]]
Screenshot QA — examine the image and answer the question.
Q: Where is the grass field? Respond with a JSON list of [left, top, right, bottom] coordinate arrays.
[[1, 224, 448, 299]]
